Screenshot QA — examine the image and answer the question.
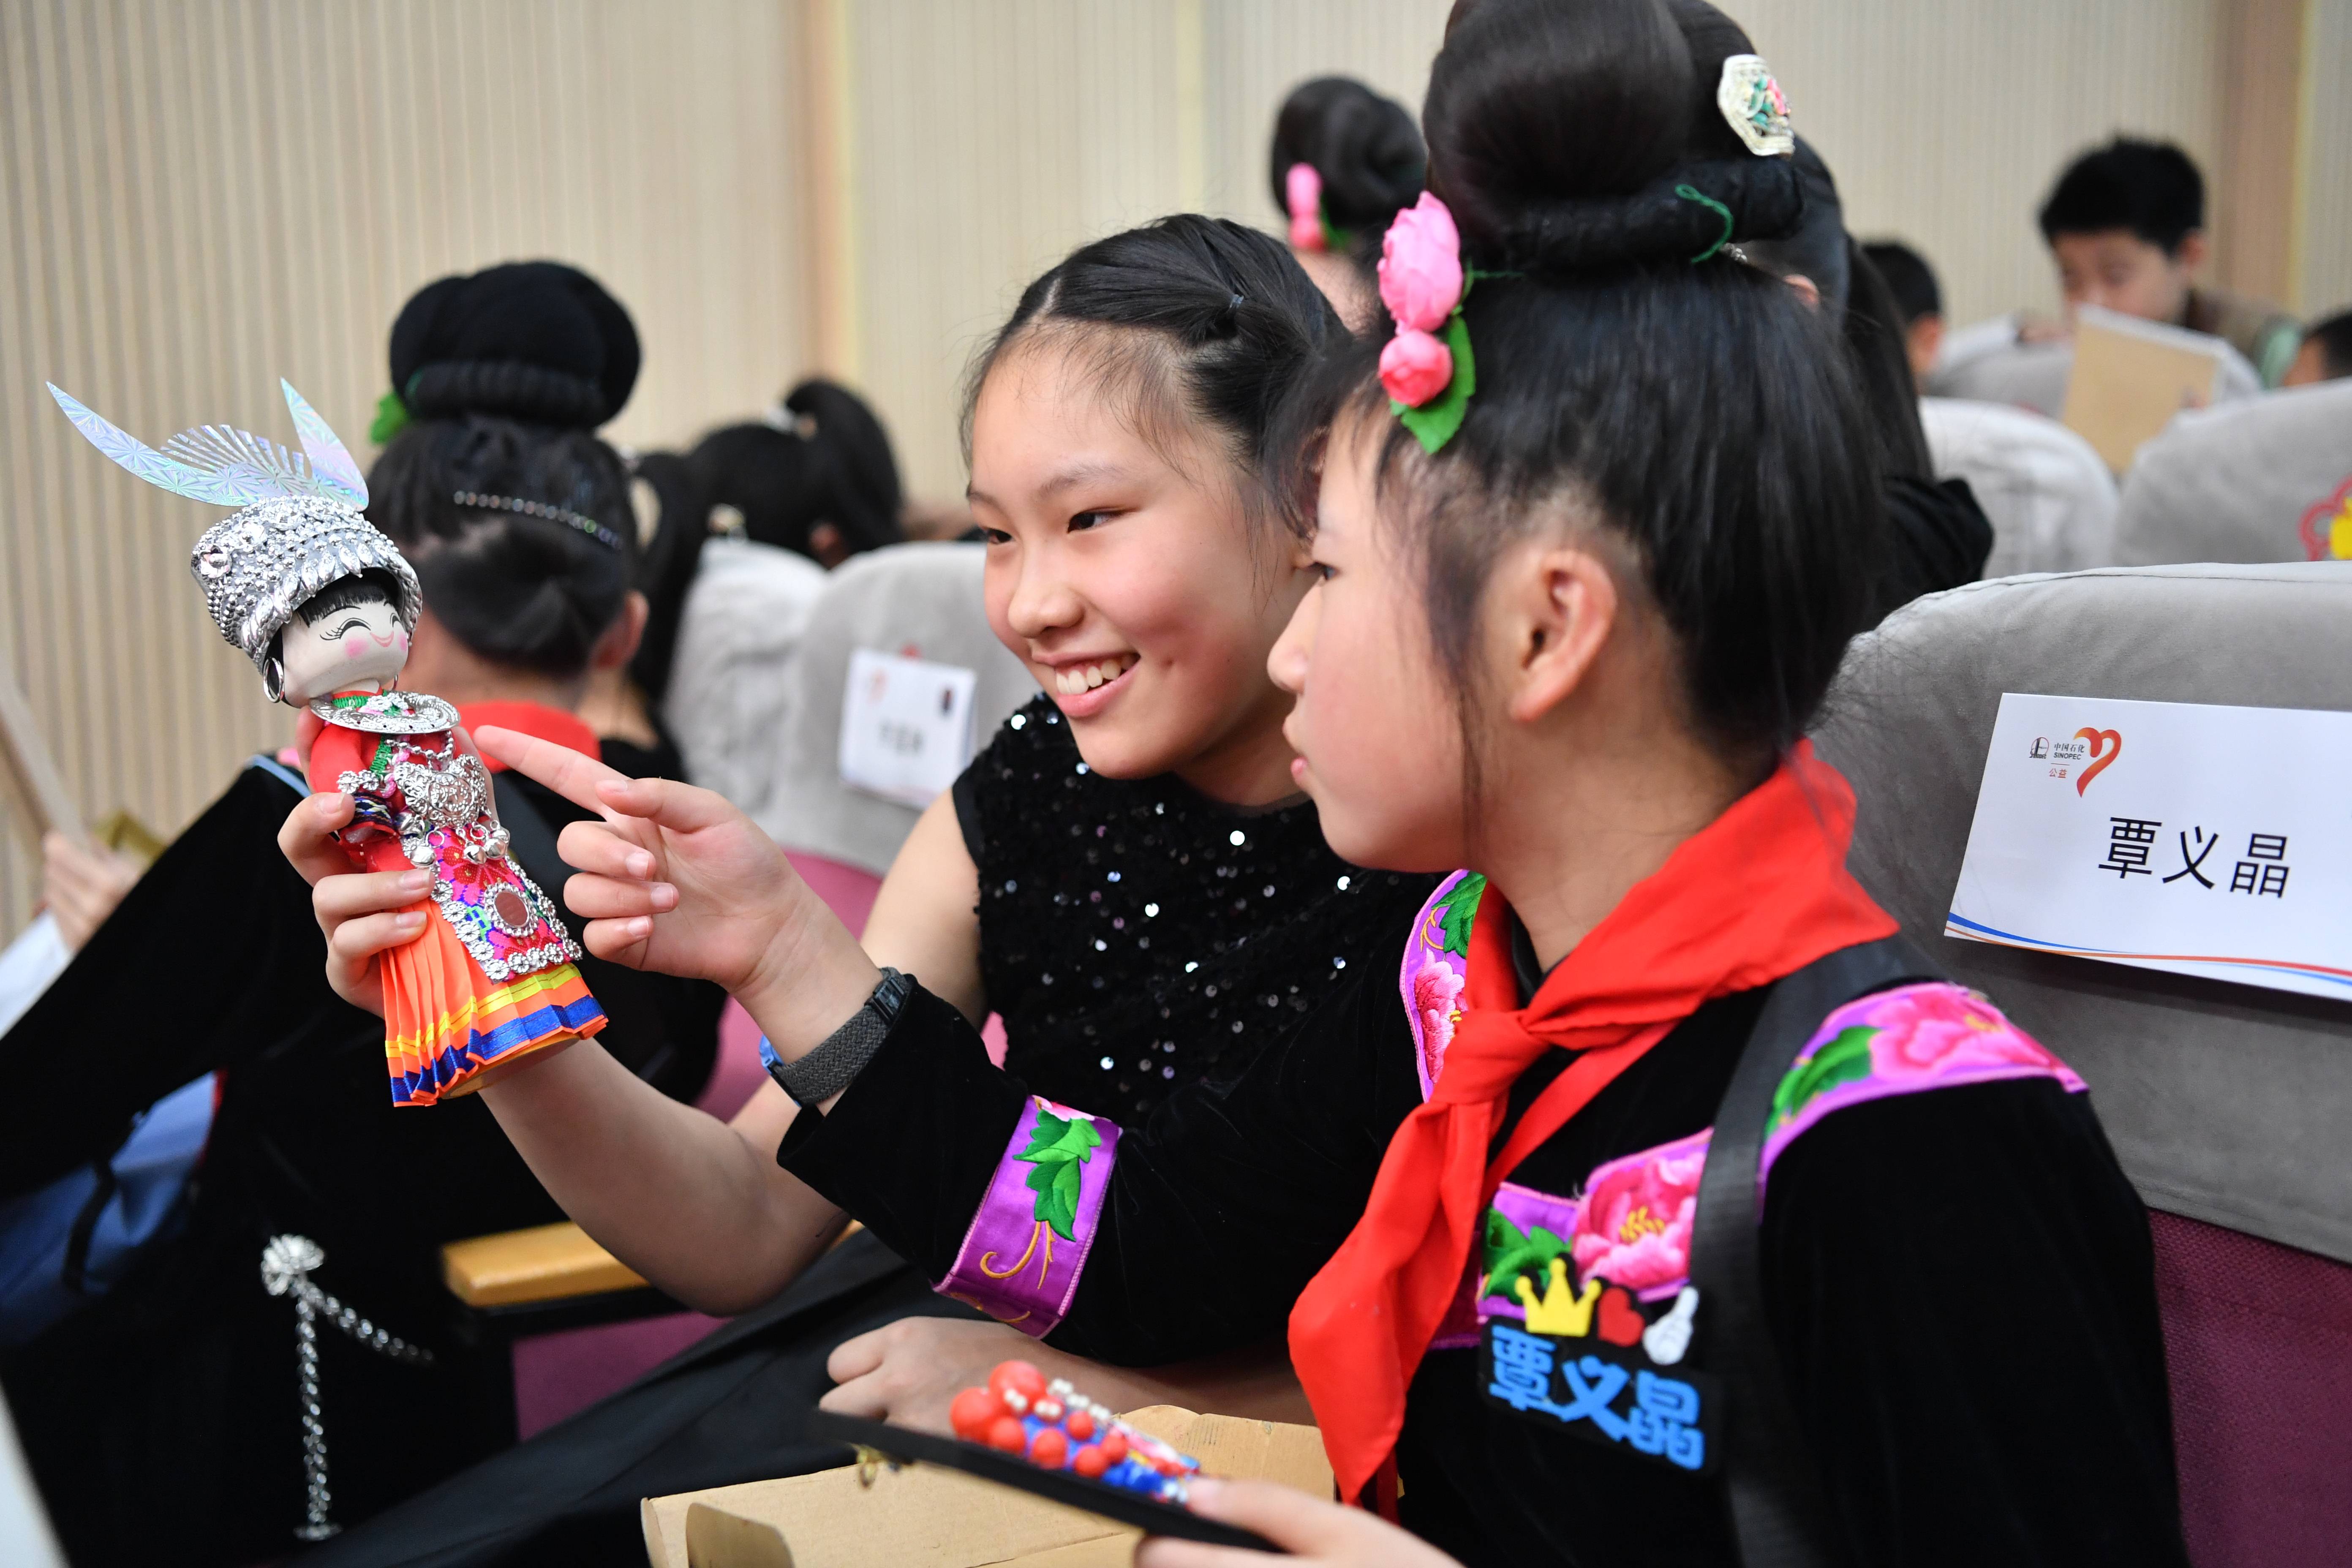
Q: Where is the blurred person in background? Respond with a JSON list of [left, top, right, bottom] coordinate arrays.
[[1270, 75, 1426, 328], [30, 835, 141, 954], [641, 381, 905, 815], [2283, 308, 2352, 387], [2038, 137, 2301, 385], [1862, 237, 1944, 389], [0, 261, 725, 1567]]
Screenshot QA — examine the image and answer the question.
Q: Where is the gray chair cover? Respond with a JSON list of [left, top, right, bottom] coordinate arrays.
[[663, 534, 833, 814], [1921, 397, 2120, 575], [1926, 329, 2075, 419], [2113, 379, 2352, 566], [1927, 320, 2261, 423], [1813, 562, 2352, 1263], [759, 542, 1037, 875]]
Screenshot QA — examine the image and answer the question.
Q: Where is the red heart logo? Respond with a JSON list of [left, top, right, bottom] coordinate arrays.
[[2074, 727, 2121, 796], [1595, 1285, 1645, 1347]]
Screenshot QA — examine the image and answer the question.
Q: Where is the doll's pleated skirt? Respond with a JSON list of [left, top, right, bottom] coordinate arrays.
[[380, 900, 606, 1105]]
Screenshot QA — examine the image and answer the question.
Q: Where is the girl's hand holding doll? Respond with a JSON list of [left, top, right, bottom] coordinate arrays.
[[280, 716, 883, 1313], [286, 718, 882, 1064]]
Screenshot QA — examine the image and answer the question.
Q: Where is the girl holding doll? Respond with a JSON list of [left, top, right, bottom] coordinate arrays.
[[295, 8, 2184, 1562], [284, 218, 1435, 1565]]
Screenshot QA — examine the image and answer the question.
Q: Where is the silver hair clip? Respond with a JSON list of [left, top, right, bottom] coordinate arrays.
[[451, 491, 623, 550]]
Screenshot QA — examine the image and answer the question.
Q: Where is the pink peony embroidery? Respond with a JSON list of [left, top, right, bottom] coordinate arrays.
[[1569, 1132, 1707, 1298], [1410, 957, 1465, 1083], [1285, 162, 1325, 253], [1865, 987, 2058, 1081], [1376, 193, 1464, 332], [1379, 329, 1454, 406]]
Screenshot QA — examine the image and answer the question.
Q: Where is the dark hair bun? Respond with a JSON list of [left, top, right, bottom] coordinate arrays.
[[1424, 0, 1802, 273], [1267, 77, 1426, 243], [366, 415, 636, 677], [389, 261, 642, 429]]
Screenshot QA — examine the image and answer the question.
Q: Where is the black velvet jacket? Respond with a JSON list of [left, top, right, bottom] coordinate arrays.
[[782, 919, 2188, 1566]]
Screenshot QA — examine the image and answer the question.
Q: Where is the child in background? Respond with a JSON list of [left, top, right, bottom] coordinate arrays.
[[4, 263, 728, 1565], [2282, 308, 2352, 387], [2038, 137, 2301, 386], [1270, 76, 1426, 329], [1861, 237, 1944, 389], [642, 381, 905, 814]]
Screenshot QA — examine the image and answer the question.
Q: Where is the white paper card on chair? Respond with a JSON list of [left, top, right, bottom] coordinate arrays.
[[837, 648, 980, 808], [1946, 692, 2352, 1001]]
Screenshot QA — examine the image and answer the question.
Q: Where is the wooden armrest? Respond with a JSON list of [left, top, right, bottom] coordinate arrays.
[[442, 1221, 647, 1308], [441, 1218, 868, 1311]]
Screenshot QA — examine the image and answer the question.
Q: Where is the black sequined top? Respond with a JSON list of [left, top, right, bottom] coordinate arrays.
[[952, 694, 1437, 1121]]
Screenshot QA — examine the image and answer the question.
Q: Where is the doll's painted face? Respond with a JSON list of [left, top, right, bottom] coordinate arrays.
[[276, 577, 410, 705]]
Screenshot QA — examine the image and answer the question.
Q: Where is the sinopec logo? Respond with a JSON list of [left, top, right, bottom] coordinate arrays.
[[2030, 727, 2121, 794]]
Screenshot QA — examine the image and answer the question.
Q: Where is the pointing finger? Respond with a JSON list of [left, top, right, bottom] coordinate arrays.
[[474, 725, 635, 819]]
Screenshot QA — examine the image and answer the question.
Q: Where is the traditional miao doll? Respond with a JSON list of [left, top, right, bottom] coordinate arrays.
[[49, 380, 604, 1104]]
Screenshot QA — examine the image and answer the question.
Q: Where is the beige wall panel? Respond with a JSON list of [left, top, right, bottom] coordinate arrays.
[[1729, 0, 2226, 329], [1197, 0, 1447, 229], [846, 0, 1193, 501], [0, 0, 807, 934], [2295, 0, 2352, 315]]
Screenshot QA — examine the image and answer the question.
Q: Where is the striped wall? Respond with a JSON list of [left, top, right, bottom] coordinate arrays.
[[0, 0, 810, 931], [3, 0, 2347, 934]]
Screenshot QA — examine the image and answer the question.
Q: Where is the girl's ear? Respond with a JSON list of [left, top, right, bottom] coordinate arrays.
[[1499, 542, 1619, 725]]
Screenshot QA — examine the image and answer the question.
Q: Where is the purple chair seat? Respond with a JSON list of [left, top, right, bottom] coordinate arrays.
[[2153, 1211, 2352, 1567]]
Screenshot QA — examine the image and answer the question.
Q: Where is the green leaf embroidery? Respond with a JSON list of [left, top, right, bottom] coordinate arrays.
[[1770, 1026, 1879, 1124], [1392, 313, 1477, 455], [1017, 1107, 1103, 1241], [1435, 872, 1488, 957], [1480, 1207, 1570, 1300]]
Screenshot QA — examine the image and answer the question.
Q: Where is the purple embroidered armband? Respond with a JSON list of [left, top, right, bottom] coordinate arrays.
[[935, 1095, 1121, 1337]]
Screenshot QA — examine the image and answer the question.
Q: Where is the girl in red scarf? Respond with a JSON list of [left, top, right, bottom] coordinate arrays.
[[294, 4, 2185, 1560]]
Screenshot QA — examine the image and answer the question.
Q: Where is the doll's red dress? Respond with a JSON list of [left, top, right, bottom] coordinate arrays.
[[306, 689, 604, 1104]]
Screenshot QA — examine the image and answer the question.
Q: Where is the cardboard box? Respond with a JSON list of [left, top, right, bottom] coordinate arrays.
[[2061, 304, 2235, 472], [641, 1407, 1331, 1568]]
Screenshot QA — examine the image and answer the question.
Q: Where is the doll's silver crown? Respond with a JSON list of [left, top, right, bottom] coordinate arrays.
[[47, 380, 422, 674]]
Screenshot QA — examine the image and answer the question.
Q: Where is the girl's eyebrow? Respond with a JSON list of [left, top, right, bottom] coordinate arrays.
[[968, 459, 1134, 513]]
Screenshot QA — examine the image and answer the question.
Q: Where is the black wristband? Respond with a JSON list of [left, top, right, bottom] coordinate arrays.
[[768, 968, 917, 1107]]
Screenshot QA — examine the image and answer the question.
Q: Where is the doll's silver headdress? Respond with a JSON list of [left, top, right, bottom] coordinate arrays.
[[46, 380, 422, 681]]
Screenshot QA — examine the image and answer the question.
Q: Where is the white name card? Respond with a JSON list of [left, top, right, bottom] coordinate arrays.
[[1947, 692, 2352, 1001], [837, 647, 980, 808]]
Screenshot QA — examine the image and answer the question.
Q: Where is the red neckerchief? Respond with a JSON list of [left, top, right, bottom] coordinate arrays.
[[456, 700, 601, 771], [1288, 742, 1896, 1506]]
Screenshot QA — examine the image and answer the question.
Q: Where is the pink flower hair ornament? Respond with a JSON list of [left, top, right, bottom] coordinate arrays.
[[1376, 192, 1484, 454], [1285, 162, 1356, 256], [1285, 163, 1327, 253]]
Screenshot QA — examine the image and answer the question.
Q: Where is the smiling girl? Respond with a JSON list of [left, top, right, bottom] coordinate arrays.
[[316, 2, 2190, 1561], [280, 216, 1435, 1565]]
